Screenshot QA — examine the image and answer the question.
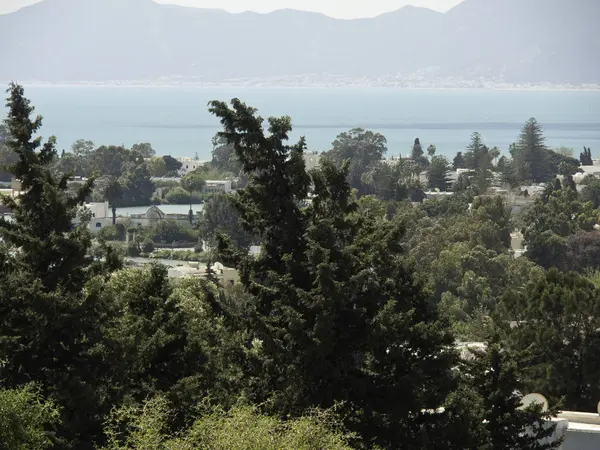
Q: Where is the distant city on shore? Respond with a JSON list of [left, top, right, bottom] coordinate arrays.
[[10, 76, 600, 91]]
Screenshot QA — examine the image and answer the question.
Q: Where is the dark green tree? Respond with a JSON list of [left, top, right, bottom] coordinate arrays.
[[463, 339, 560, 450], [0, 122, 8, 142], [512, 118, 551, 183], [119, 163, 155, 207], [464, 132, 494, 193], [411, 137, 424, 159], [580, 176, 600, 208], [522, 178, 596, 269], [102, 176, 124, 225], [131, 142, 155, 158], [211, 134, 241, 174], [91, 145, 129, 178], [0, 83, 109, 447], [546, 150, 581, 177], [500, 269, 600, 411], [427, 144, 437, 157], [564, 231, 600, 273], [151, 219, 197, 243], [181, 171, 206, 223], [464, 132, 488, 170], [410, 137, 429, 176], [427, 155, 452, 191], [361, 159, 412, 201], [452, 151, 466, 170], [324, 128, 387, 195], [71, 138, 94, 158], [208, 98, 458, 449], [0, 385, 61, 450], [497, 156, 517, 187], [162, 154, 182, 174], [98, 265, 191, 409], [197, 193, 254, 250], [580, 146, 593, 165], [0, 122, 17, 182]]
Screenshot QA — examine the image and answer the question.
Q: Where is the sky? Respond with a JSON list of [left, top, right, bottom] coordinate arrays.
[[0, 0, 464, 18]]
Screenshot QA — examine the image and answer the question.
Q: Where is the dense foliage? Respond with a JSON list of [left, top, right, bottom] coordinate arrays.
[[6, 84, 600, 449]]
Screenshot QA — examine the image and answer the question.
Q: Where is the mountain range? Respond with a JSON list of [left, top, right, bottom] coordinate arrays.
[[0, 0, 598, 84]]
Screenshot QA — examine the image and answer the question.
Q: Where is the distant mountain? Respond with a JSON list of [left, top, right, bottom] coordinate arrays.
[[0, 0, 598, 84]]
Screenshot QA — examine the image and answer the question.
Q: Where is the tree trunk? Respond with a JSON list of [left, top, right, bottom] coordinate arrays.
[[189, 190, 193, 224], [112, 207, 117, 225]]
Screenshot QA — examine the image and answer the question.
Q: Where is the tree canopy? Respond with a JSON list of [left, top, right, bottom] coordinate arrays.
[[324, 127, 387, 195], [0, 85, 578, 450]]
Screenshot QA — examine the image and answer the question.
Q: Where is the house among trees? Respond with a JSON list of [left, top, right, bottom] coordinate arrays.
[[74, 202, 197, 233]]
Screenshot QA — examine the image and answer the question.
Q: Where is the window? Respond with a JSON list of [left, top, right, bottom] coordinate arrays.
[[96, 222, 102, 228]]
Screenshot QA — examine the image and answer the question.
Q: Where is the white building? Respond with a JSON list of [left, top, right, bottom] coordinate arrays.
[[203, 180, 232, 194], [303, 152, 321, 171], [574, 161, 600, 183], [177, 157, 208, 176], [167, 262, 239, 286], [75, 203, 196, 234]]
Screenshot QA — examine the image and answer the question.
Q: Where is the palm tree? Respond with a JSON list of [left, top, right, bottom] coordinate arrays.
[[490, 146, 501, 165], [427, 144, 437, 158], [103, 176, 124, 225], [181, 172, 206, 224]]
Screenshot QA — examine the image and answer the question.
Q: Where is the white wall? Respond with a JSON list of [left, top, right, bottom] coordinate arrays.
[[177, 158, 207, 176]]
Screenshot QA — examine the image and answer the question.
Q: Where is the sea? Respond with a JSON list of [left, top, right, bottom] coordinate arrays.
[[3, 86, 600, 160]]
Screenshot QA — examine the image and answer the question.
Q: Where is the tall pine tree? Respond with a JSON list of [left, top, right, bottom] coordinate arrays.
[[467, 340, 560, 450], [513, 118, 551, 183], [0, 83, 109, 448], [208, 98, 458, 449]]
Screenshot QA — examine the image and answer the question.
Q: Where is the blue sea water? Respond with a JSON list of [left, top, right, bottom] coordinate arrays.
[[4, 86, 600, 160]]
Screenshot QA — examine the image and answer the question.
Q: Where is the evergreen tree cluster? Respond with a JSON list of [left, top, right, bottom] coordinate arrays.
[[0, 85, 581, 450]]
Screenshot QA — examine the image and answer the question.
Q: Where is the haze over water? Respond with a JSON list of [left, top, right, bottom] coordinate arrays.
[[8, 86, 600, 159]]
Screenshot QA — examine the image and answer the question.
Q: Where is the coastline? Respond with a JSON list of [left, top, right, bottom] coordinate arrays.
[[4, 81, 600, 92]]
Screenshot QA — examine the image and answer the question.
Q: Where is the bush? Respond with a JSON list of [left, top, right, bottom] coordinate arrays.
[[148, 249, 209, 262], [127, 243, 140, 257], [149, 220, 197, 244], [153, 180, 180, 189], [0, 385, 61, 450], [101, 397, 351, 450], [142, 239, 155, 253], [97, 225, 121, 242], [163, 186, 218, 205], [165, 186, 192, 205]]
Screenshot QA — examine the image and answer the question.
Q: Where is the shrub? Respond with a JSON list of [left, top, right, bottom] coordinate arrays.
[[165, 187, 192, 205], [97, 225, 121, 242], [0, 385, 61, 450], [101, 397, 351, 450], [142, 239, 155, 253], [148, 249, 209, 262], [163, 186, 218, 205], [127, 243, 140, 257], [150, 220, 197, 244]]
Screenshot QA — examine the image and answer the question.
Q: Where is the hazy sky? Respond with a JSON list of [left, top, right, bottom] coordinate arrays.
[[0, 0, 464, 18]]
